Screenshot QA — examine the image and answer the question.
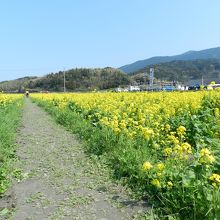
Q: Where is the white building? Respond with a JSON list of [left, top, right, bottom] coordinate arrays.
[[128, 85, 140, 92]]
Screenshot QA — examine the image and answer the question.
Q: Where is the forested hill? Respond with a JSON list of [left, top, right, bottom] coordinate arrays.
[[0, 77, 38, 92], [120, 47, 220, 73], [130, 59, 220, 84], [0, 68, 130, 92], [2, 59, 220, 92]]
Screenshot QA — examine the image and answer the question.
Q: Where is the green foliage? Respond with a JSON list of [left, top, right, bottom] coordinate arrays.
[[32, 93, 220, 219], [0, 68, 130, 92], [0, 99, 23, 194], [131, 59, 220, 84], [120, 47, 220, 74], [0, 77, 38, 93], [2, 59, 220, 93]]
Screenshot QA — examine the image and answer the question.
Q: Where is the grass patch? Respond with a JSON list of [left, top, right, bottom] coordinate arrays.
[[0, 97, 23, 195]]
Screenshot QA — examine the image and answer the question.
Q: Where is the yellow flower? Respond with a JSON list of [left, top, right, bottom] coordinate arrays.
[[157, 172, 162, 177], [165, 124, 171, 132], [167, 181, 173, 188], [181, 143, 192, 154], [141, 127, 154, 139], [209, 173, 220, 188], [173, 144, 181, 154], [200, 148, 211, 156], [142, 161, 153, 171], [119, 120, 127, 129], [167, 135, 179, 144], [199, 148, 215, 164], [173, 143, 192, 159], [151, 179, 161, 188], [156, 163, 165, 171], [177, 125, 186, 135], [209, 173, 220, 183], [164, 147, 172, 156]]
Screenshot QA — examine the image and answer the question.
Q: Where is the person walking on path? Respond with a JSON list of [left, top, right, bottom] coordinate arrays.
[[25, 90, 29, 98]]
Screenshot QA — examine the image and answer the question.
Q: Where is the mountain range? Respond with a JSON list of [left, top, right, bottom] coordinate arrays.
[[130, 59, 220, 85], [2, 47, 220, 92], [119, 47, 220, 73]]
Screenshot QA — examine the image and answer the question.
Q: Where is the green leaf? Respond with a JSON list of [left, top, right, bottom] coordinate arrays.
[[0, 208, 9, 216]]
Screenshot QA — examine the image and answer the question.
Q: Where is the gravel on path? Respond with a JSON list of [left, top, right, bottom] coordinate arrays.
[[11, 98, 147, 220]]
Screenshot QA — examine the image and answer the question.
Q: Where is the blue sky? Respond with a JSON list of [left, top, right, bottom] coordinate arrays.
[[0, 0, 220, 81]]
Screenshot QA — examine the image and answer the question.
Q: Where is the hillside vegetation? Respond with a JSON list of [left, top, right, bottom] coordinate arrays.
[[0, 77, 38, 92], [120, 47, 220, 73], [1, 58, 220, 92], [0, 68, 130, 92], [131, 59, 220, 84]]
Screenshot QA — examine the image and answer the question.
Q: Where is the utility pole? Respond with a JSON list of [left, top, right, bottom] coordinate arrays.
[[144, 71, 147, 91], [63, 68, 66, 93], [149, 67, 154, 90]]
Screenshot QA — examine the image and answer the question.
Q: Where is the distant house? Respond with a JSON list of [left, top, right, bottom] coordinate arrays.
[[176, 84, 188, 91], [128, 85, 140, 92], [114, 87, 124, 92], [162, 85, 175, 91], [188, 77, 220, 86]]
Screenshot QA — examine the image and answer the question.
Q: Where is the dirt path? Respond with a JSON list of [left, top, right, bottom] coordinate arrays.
[[10, 99, 147, 219]]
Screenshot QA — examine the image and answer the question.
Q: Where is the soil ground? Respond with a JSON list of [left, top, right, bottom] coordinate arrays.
[[1, 99, 148, 220]]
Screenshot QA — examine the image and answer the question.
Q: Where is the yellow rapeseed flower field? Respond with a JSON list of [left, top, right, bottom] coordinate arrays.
[[32, 91, 204, 136], [0, 94, 22, 107], [32, 91, 220, 219]]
